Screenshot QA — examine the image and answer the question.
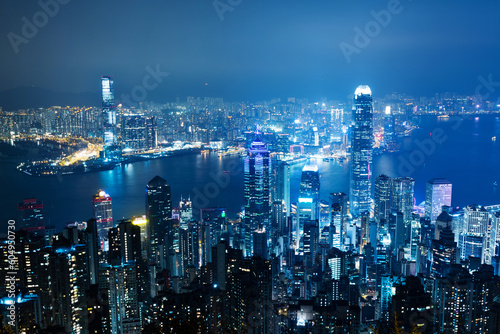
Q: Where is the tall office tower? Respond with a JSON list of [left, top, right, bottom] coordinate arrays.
[[244, 131, 271, 257], [431, 226, 457, 278], [383, 106, 396, 151], [103, 262, 141, 333], [425, 178, 452, 223], [92, 190, 113, 250], [18, 198, 44, 230], [275, 160, 291, 217], [374, 174, 392, 223], [179, 222, 200, 275], [179, 197, 193, 229], [101, 76, 117, 146], [122, 114, 147, 151], [297, 165, 320, 253], [331, 203, 343, 249], [146, 176, 173, 271], [200, 207, 227, 266], [435, 267, 472, 333], [460, 205, 495, 264], [303, 220, 319, 268], [392, 177, 415, 223], [85, 219, 100, 285], [145, 116, 158, 149], [108, 221, 142, 266], [46, 244, 89, 334], [349, 85, 373, 217], [105, 221, 144, 332]]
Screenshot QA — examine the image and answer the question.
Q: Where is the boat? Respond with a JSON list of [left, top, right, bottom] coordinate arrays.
[[494, 181, 498, 187], [492, 136, 496, 142]]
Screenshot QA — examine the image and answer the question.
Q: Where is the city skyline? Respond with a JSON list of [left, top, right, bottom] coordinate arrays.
[[2, 1, 500, 333]]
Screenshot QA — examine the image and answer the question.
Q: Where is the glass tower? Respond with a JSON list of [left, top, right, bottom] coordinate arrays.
[[425, 178, 452, 223], [101, 76, 117, 146], [298, 164, 320, 253], [146, 176, 173, 270], [349, 85, 373, 217], [244, 131, 271, 257]]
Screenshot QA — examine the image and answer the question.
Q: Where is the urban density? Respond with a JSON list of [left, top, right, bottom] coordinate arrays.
[[1, 1, 500, 333]]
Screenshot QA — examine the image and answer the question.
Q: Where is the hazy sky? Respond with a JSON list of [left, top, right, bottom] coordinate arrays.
[[1, 0, 499, 101]]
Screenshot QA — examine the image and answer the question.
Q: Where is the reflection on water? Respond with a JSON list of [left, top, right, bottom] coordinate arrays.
[[0, 115, 500, 229]]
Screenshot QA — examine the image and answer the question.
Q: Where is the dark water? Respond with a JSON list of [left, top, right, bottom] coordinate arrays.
[[1, 115, 500, 230]]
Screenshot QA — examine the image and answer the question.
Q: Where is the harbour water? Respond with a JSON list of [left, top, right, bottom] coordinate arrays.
[[1, 114, 500, 230]]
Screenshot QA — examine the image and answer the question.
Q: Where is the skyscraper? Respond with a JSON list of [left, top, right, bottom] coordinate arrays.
[[374, 174, 392, 223], [122, 114, 147, 151], [275, 160, 291, 217], [460, 205, 495, 265], [298, 164, 320, 253], [244, 131, 271, 256], [425, 178, 452, 223], [392, 177, 415, 224], [349, 85, 373, 217], [146, 176, 173, 270], [92, 190, 113, 250], [101, 76, 117, 147]]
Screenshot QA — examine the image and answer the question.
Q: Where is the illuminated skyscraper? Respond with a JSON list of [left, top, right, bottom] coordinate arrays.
[[374, 174, 392, 223], [101, 76, 117, 146], [298, 164, 320, 253], [122, 114, 147, 151], [460, 205, 496, 265], [244, 131, 271, 256], [349, 85, 373, 217], [146, 176, 173, 270], [92, 190, 113, 250], [392, 177, 415, 224], [425, 178, 452, 223]]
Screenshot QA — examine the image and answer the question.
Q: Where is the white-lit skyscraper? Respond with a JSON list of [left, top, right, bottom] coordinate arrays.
[[425, 178, 452, 223], [101, 76, 117, 146], [244, 131, 271, 256], [349, 85, 373, 217]]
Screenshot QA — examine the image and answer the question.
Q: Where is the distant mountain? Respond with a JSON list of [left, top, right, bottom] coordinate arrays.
[[0, 87, 100, 110]]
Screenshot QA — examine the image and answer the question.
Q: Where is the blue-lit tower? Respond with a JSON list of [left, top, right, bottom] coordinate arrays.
[[297, 164, 320, 253], [244, 130, 271, 257], [349, 85, 373, 217]]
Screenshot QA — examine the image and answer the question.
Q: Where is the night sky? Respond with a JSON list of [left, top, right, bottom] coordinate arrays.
[[1, 0, 499, 103]]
